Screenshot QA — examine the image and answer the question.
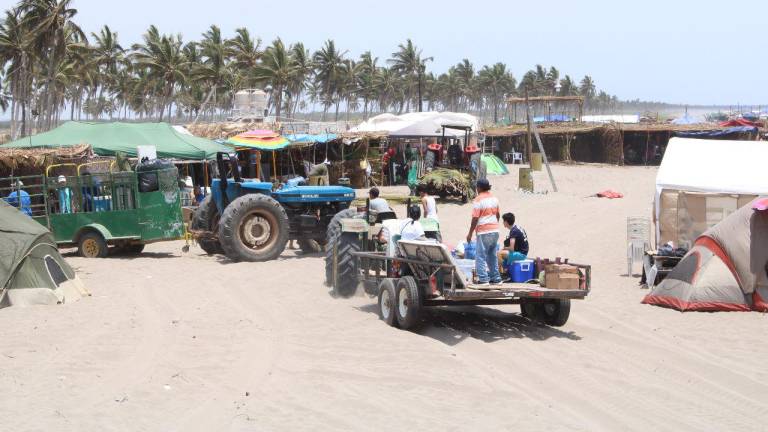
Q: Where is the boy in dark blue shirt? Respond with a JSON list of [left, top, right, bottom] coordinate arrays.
[[499, 212, 529, 266]]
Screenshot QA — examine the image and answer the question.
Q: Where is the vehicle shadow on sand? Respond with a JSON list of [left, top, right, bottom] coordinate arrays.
[[357, 304, 581, 346]]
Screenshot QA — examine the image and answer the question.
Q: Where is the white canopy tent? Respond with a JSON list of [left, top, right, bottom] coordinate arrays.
[[654, 137, 768, 246], [352, 112, 479, 137]]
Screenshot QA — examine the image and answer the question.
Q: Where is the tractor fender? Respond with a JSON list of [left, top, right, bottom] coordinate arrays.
[[74, 224, 114, 243]]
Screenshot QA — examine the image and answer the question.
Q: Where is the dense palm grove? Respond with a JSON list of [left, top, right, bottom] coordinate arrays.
[[0, 0, 625, 139]]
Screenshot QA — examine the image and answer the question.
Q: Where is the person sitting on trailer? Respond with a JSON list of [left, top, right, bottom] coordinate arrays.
[[499, 212, 529, 266], [368, 187, 391, 213], [398, 204, 426, 241], [417, 184, 438, 222]]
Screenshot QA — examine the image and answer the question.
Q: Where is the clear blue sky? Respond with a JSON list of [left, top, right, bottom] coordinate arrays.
[[3, 0, 766, 105]]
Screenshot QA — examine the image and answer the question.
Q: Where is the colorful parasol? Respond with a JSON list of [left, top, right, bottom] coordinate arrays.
[[226, 129, 290, 150]]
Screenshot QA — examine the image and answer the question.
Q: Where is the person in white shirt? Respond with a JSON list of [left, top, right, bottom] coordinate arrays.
[[399, 204, 426, 241], [368, 187, 392, 213], [417, 184, 438, 222]]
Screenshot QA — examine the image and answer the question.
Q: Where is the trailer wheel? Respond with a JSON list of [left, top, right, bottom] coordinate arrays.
[[395, 276, 422, 330], [541, 299, 571, 327], [332, 232, 361, 298], [377, 279, 398, 327], [219, 194, 289, 262], [191, 195, 223, 255], [78, 232, 108, 258], [325, 208, 359, 286], [520, 298, 542, 320]]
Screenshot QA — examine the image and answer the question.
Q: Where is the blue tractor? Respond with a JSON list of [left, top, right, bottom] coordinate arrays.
[[191, 153, 355, 262]]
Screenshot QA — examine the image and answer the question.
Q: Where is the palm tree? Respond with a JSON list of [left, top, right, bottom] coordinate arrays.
[[254, 38, 295, 120], [389, 39, 431, 112], [0, 7, 32, 137], [579, 75, 596, 107], [312, 39, 345, 120], [357, 51, 378, 118], [20, 0, 85, 129], [90, 25, 125, 117], [226, 27, 260, 86], [132, 30, 189, 121], [288, 42, 311, 117], [478, 63, 514, 123]]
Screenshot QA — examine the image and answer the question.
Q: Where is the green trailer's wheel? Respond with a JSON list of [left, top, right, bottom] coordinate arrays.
[[377, 279, 398, 327], [395, 276, 422, 330], [218, 194, 289, 262], [191, 195, 223, 255], [78, 232, 108, 258], [324, 208, 358, 286]]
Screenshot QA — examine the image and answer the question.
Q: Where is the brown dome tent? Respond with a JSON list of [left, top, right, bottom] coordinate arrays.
[[0, 201, 89, 307], [643, 198, 768, 312]]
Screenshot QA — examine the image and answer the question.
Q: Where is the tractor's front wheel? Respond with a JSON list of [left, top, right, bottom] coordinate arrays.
[[330, 232, 361, 298], [325, 208, 359, 286], [219, 194, 289, 262], [191, 195, 223, 255]]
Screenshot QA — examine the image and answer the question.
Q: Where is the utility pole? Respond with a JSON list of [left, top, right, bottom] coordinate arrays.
[[525, 88, 533, 162]]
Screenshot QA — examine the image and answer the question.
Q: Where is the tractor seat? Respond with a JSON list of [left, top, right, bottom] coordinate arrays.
[[375, 211, 397, 223]]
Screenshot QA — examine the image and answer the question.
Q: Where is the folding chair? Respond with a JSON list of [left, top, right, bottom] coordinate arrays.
[[627, 217, 650, 276]]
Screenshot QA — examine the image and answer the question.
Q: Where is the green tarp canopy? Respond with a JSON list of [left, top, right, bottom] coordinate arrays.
[[0, 122, 230, 161], [481, 154, 510, 175]]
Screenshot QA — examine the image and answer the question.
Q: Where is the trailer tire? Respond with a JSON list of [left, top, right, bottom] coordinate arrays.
[[395, 276, 422, 330], [377, 278, 398, 327], [541, 299, 571, 327], [191, 195, 223, 255], [78, 232, 108, 258], [219, 194, 289, 262], [325, 208, 359, 286], [332, 232, 361, 298], [520, 298, 542, 320]]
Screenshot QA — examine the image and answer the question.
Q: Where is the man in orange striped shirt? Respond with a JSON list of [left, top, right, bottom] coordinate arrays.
[[466, 178, 502, 285]]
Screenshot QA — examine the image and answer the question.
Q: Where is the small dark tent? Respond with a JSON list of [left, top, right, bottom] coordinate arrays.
[[0, 201, 88, 307], [643, 198, 768, 312]]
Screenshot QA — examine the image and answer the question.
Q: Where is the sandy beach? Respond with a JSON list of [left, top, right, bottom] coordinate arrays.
[[1, 163, 766, 432]]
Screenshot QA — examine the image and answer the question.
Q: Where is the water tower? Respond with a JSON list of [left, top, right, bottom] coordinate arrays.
[[230, 89, 267, 121]]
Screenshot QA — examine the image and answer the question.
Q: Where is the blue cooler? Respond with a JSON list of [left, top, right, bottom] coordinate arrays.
[[510, 259, 535, 282]]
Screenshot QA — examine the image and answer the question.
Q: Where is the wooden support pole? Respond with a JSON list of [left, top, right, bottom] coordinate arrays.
[[525, 89, 533, 163]]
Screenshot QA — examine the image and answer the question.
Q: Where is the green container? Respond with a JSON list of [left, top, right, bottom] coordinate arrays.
[[519, 167, 534, 192], [531, 153, 543, 171]]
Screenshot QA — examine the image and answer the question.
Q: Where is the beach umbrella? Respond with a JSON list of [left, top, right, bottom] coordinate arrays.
[[225, 130, 290, 151]]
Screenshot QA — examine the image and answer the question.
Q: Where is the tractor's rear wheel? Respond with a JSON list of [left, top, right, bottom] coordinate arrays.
[[325, 208, 358, 286], [191, 195, 223, 255], [219, 194, 289, 262], [331, 232, 361, 298]]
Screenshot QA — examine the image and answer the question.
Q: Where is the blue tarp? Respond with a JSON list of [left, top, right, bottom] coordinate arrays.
[[533, 114, 571, 123], [285, 133, 338, 144], [675, 126, 757, 138]]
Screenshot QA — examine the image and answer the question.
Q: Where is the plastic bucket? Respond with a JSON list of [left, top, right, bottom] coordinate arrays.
[[455, 259, 475, 281], [463, 242, 476, 259], [510, 259, 535, 282]]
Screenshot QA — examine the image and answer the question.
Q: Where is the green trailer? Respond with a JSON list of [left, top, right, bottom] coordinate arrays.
[[0, 163, 184, 258]]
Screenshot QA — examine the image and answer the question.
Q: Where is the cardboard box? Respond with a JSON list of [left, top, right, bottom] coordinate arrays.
[[544, 264, 580, 275], [545, 272, 580, 290]]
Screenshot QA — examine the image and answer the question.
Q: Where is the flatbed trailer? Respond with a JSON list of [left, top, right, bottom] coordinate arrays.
[[351, 240, 591, 329]]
